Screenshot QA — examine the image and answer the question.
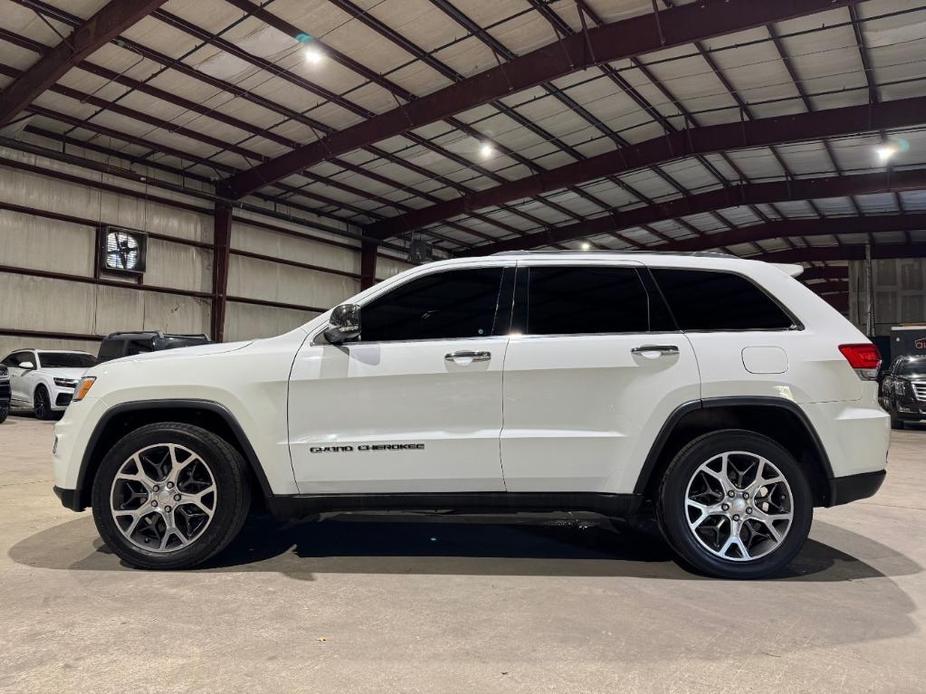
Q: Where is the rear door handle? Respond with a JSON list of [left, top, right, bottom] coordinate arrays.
[[631, 344, 680, 356], [445, 350, 491, 363]]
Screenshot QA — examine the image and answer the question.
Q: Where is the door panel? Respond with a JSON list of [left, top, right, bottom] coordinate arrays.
[[499, 262, 700, 494], [288, 336, 508, 493], [287, 264, 513, 494], [500, 333, 700, 493]]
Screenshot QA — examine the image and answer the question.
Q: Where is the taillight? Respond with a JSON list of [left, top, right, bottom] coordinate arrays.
[[838, 343, 881, 381]]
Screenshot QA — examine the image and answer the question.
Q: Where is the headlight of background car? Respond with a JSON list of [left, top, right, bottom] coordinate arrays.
[[72, 377, 96, 401], [894, 379, 907, 395], [54, 378, 79, 388]]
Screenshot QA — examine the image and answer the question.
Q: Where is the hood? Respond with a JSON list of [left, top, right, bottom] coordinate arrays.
[[41, 367, 88, 381], [114, 340, 254, 363]]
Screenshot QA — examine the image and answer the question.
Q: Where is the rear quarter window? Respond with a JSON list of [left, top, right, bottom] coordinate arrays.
[[651, 268, 796, 331]]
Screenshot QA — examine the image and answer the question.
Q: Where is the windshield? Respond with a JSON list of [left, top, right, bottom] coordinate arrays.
[[38, 352, 97, 369], [897, 359, 926, 377]]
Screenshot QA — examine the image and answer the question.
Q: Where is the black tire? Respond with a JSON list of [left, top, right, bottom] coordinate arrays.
[[33, 386, 52, 420], [0, 406, 8, 423], [91, 422, 251, 570], [657, 429, 813, 580], [890, 415, 905, 430]]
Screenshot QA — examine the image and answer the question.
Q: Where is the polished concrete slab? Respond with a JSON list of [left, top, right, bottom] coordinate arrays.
[[0, 414, 923, 693]]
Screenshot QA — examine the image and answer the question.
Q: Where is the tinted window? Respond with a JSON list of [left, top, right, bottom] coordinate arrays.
[[526, 266, 650, 335], [38, 352, 97, 369], [896, 358, 926, 377], [97, 340, 126, 362], [361, 268, 504, 342], [652, 269, 794, 331], [2, 352, 31, 367]]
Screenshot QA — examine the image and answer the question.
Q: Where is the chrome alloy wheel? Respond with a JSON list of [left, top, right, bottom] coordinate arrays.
[[684, 451, 794, 562], [109, 443, 217, 553]]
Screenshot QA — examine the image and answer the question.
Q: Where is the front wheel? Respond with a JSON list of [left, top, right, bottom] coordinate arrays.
[[657, 430, 812, 579], [0, 406, 7, 423], [34, 386, 52, 420], [91, 422, 251, 569]]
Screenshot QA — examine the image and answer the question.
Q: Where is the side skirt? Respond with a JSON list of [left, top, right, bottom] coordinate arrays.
[[267, 492, 643, 522]]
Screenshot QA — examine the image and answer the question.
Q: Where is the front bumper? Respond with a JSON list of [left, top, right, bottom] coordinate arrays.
[[826, 470, 886, 507], [53, 485, 83, 511], [50, 386, 75, 410]]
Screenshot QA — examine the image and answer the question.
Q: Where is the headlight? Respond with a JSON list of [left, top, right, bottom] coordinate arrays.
[[894, 379, 907, 395], [73, 377, 96, 401], [54, 378, 78, 388]]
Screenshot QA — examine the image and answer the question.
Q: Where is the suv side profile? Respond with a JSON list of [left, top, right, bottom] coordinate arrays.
[[52, 253, 889, 578]]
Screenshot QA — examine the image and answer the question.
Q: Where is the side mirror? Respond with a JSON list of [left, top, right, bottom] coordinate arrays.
[[324, 303, 361, 344], [19, 361, 35, 370]]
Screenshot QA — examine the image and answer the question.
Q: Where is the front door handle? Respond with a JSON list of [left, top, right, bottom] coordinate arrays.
[[631, 344, 680, 356], [445, 350, 491, 364]]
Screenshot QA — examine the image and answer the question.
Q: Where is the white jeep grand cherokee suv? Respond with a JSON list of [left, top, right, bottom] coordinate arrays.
[[52, 252, 889, 578]]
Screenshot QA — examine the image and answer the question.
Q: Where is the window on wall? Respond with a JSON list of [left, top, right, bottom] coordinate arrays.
[[360, 268, 504, 342], [525, 266, 651, 335], [651, 269, 796, 331]]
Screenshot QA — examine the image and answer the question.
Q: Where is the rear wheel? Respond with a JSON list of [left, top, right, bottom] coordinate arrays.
[[657, 430, 813, 579], [33, 386, 52, 420], [91, 422, 251, 570]]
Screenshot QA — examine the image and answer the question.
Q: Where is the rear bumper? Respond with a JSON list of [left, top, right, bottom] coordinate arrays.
[[826, 470, 886, 507]]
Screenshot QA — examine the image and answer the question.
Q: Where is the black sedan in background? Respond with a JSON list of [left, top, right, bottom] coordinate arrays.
[[881, 355, 926, 429]]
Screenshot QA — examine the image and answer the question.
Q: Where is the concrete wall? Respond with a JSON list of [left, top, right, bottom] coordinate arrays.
[[848, 258, 926, 337], [0, 135, 415, 358]]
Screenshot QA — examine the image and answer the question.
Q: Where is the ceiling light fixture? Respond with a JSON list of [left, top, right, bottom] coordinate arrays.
[[875, 143, 898, 164], [303, 45, 324, 65], [580, 242, 591, 251], [479, 142, 495, 159]]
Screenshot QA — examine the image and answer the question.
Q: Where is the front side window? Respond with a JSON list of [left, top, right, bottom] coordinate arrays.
[[651, 269, 795, 331], [525, 266, 651, 335], [360, 268, 505, 342]]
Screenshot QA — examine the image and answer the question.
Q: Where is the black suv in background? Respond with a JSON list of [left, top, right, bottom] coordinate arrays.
[[0, 365, 10, 423], [880, 355, 926, 429], [96, 331, 211, 363]]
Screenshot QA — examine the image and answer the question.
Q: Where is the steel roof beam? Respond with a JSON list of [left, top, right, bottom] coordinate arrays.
[[756, 243, 926, 263], [463, 170, 926, 254], [366, 96, 926, 239], [658, 214, 926, 251], [222, 0, 859, 198], [0, 0, 168, 125]]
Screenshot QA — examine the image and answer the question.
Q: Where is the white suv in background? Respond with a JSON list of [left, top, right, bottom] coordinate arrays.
[[51, 252, 888, 578], [2, 349, 97, 419]]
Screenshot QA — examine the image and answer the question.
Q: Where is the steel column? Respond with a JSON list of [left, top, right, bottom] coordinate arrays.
[[211, 204, 232, 343]]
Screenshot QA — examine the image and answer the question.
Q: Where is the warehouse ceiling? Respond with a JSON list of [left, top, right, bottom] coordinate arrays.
[[2, 0, 926, 304]]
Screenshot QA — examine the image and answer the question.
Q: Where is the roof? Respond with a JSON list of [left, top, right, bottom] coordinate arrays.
[[2, 0, 926, 313]]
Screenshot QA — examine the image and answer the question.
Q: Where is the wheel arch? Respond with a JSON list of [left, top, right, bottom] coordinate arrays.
[[72, 399, 272, 510], [635, 397, 835, 507]]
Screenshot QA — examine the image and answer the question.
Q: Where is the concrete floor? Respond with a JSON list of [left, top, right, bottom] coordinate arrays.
[[0, 415, 923, 693]]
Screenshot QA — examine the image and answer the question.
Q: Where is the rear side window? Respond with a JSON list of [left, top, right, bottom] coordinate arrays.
[[525, 266, 651, 335], [652, 269, 795, 331]]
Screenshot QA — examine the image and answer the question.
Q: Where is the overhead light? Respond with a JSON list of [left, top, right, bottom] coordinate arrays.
[[303, 46, 324, 65], [580, 241, 591, 251], [479, 142, 495, 159], [875, 143, 898, 164]]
